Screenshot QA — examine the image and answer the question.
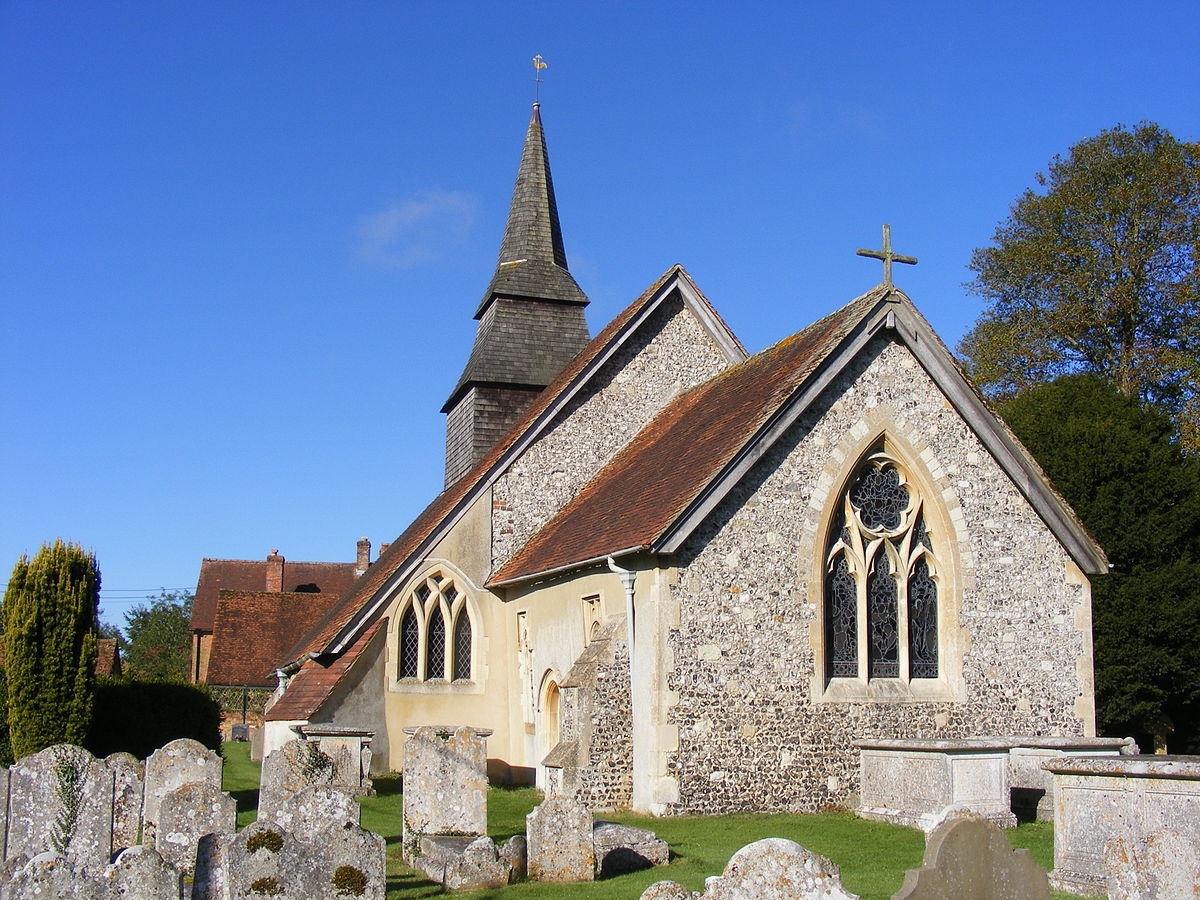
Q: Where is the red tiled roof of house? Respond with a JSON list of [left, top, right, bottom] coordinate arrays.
[[190, 558, 358, 633], [205, 589, 345, 687], [279, 265, 741, 665], [264, 619, 386, 721], [490, 287, 888, 584]]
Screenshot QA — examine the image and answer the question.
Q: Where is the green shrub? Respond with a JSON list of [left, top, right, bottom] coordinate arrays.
[[85, 678, 221, 759]]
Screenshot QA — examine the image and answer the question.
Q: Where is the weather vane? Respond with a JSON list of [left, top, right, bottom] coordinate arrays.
[[532, 54, 548, 104], [856, 224, 917, 286]]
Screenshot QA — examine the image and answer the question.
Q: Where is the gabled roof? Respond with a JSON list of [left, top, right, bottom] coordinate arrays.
[[491, 286, 1108, 586], [279, 266, 746, 673], [190, 557, 358, 633], [205, 589, 343, 687], [263, 619, 386, 722]]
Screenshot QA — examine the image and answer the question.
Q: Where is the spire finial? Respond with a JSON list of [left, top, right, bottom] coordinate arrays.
[[856, 224, 918, 286], [532, 54, 548, 104]]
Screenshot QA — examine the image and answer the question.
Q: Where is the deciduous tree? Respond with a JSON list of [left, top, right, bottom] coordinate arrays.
[[2, 540, 100, 759], [961, 122, 1200, 448], [123, 590, 193, 681]]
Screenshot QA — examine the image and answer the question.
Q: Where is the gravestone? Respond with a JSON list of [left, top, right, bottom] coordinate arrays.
[[640, 883, 695, 900], [102, 845, 185, 899], [526, 794, 594, 883], [155, 782, 236, 875], [0, 846, 183, 900], [0, 767, 9, 862], [296, 724, 376, 795], [593, 821, 669, 876], [260, 783, 359, 840], [105, 752, 144, 852], [6, 744, 114, 872], [400, 726, 489, 853], [700, 838, 857, 900], [142, 738, 222, 844], [1105, 830, 1200, 900], [258, 739, 337, 822], [893, 813, 1049, 899]]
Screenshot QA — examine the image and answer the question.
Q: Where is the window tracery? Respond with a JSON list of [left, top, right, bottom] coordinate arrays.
[[824, 447, 941, 682], [395, 572, 474, 682]]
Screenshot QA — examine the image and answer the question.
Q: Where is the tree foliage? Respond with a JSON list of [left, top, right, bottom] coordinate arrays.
[[86, 678, 221, 759], [2, 540, 100, 759], [123, 590, 193, 681], [961, 122, 1200, 449], [998, 375, 1200, 751]]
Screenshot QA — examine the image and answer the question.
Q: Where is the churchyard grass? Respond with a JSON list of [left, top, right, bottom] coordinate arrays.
[[220, 743, 1068, 899]]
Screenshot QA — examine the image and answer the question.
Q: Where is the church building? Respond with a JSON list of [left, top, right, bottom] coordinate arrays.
[[262, 103, 1107, 815]]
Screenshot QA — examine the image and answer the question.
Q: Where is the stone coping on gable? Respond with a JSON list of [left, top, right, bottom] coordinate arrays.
[[1042, 756, 1200, 779], [296, 724, 377, 738], [401, 726, 495, 737], [856, 736, 1129, 753]]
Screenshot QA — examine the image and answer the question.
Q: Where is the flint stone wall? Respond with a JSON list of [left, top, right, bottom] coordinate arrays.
[[666, 337, 1094, 813], [492, 294, 731, 571], [1046, 756, 1200, 896], [143, 739, 221, 842]]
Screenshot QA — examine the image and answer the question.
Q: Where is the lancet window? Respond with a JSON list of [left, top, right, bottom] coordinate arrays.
[[396, 573, 473, 682], [824, 447, 941, 681]]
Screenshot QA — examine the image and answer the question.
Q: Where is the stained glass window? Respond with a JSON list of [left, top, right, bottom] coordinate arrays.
[[826, 555, 858, 677], [426, 607, 445, 679], [909, 558, 938, 678], [453, 612, 472, 681], [867, 555, 899, 678], [850, 465, 909, 531], [400, 606, 419, 678]]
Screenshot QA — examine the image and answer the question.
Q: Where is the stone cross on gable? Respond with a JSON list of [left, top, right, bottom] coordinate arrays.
[[857, 224, 918, 286]]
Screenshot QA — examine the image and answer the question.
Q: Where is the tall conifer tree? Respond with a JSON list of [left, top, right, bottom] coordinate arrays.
[[2, 540, 100, 759]]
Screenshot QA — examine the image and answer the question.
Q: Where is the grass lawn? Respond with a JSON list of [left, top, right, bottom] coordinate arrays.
[[220, 742, 1068, 899]]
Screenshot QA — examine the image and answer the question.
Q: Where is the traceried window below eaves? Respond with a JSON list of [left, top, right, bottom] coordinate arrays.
[[825, 447, 941, 682], [395, 573, 473, 683]]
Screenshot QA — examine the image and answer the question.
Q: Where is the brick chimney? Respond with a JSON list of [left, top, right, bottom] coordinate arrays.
[[356, 537, 371, 576], [379, 542, 391, 557], [265, 550, 284, 592]]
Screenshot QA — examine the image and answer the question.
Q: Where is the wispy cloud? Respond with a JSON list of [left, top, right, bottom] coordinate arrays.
[[354, 190, 477, 268]]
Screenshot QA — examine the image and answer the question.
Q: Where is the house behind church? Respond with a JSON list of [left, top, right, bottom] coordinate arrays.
[[256, 102, 1106, 816]]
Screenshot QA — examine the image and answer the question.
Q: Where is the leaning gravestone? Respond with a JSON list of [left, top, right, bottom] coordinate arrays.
[[155, 782, 236, 875], [142, 738, 222, 844], [258, 739, 338, 822], [401, 726, 488, 852], [1105, 830, 1200, 900], [699, 838, 858, 900], [6, 744, 114, 872], [893, 813, 1049, 900], [105, 752, 144, 853], [526, 794, 595, 883]]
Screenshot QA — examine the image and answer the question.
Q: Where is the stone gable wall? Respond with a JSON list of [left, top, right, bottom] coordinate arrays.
[[577, 639, 633, 810], [665, 336, 1092, 814], [491, 294, 730, 571]]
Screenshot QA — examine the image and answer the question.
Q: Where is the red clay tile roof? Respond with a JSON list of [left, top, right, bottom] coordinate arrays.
[[279, 265, 740, 665], [205, 589, 345, 687], [190, 557, 358, 633], [264, 619, 386, 721], [490, 287, 888, 584]]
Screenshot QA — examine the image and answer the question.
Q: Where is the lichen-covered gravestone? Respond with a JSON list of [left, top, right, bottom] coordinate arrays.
[[142, 738, 222, 844], [260, 783, 360, 839], [893, 813, 1049, 900], [155, 782, 236, 875], [105, 752, 145, 853], [6, 744, 114, 872], [526, 794, 595, 883], [693, 838, 858, 900], [1105, 830, 1200, 900], [258, 739, 338, 822], [401, 726, 488, 856], [0, 845, 183, 900], [593, 821, 669, 876]]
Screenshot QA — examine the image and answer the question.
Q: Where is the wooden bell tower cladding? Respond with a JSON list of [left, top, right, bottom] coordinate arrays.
[[442, 103, 590, 487]]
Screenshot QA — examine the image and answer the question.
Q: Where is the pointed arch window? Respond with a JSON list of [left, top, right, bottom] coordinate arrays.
[[394, 572, 475, 682], [824, 447, 941, 682]]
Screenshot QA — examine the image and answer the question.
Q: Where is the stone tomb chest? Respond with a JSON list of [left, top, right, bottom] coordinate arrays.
[[856, 739, 1017, 831]]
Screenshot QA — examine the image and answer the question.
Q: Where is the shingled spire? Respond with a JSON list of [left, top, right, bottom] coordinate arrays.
[[442, 104, 591, 486]]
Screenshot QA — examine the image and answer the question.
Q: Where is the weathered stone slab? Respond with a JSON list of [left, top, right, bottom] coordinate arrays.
[[7, 744, 114, 871], [526, 794, 594, 883], [1003, 736, 1128, 821], [260, 783, 359, 841], [258, 738, 337, 822], [216, 818, 386, 900], [400, 726, 489, 856], [142, 738, 221, 844], [1105, 829, 1200, 900], [1046, 756, 1200, 896], [103, 845, 185, 899], [856, 740, 1017, 831], [640, 882, 696, 900], [593, 821, 669, 876], [0, 767, 9, 862], [699, 838, 858, 899], [499, 834, 527, 882], [894, 813, 1049, 899], [0, 846, 183, 900], [297, 724, 376, 795], [105, 752, 144, 852], [155, 782, 236, 875]]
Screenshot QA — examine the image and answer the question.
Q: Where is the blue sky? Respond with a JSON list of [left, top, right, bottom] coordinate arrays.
[[3, 1, 1197, 627]]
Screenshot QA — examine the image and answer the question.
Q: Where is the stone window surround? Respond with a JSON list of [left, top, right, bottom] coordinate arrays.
[[384, 563, 484, 695], [806, 409, 970, 703]]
